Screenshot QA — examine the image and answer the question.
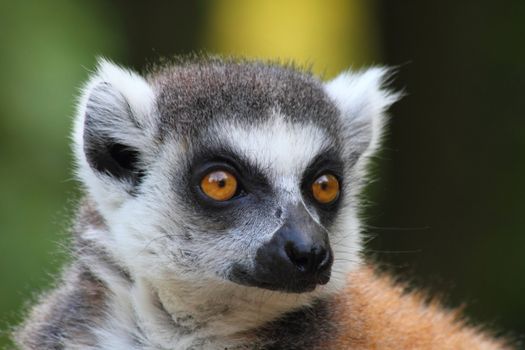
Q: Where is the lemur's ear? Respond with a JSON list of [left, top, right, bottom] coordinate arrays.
[[73, 59, 157, 210], [324, 68, 400, 161]]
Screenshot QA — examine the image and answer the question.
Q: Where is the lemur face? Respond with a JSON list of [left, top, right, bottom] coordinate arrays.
[[169, 117, 343, 293], [75, 59, 397, 295]]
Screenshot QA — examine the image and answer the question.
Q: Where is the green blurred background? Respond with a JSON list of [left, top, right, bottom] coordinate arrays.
[[0, 0, 524, 347]]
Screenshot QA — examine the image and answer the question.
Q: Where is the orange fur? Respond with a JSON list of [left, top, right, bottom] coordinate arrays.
[[328, 265, 510, 349]]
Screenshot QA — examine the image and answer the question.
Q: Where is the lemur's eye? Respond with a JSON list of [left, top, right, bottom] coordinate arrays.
[[200, 170, 238, 201], [312, 174, 340, 204]]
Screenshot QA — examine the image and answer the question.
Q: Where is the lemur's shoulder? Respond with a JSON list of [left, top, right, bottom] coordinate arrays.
[[325, 265, 510, 349], [14, 264, 107, 349]]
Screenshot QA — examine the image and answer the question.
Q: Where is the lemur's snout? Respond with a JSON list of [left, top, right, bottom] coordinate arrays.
[[243, 204, 334, 293]]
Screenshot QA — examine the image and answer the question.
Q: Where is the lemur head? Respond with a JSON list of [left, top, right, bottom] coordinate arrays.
[[74, 58, 398, 297]]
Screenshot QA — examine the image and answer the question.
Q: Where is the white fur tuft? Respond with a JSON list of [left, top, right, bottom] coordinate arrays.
[[92, 58, 156, 121], [324, 67, 401, 157]]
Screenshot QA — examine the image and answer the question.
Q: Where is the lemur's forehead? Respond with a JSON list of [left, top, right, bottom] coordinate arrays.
[[212, 114, 333, 179], [151, 59, 341, 139]]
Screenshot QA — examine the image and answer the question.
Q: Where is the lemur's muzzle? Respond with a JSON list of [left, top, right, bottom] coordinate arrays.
[[232, 204, 333, 293]]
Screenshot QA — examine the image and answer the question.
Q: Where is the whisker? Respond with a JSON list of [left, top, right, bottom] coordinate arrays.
[[137, 233, 176, 257], [362, 224, 430, 231], [367, 249, 422, 254]]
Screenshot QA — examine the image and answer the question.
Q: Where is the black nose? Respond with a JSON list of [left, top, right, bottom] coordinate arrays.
[[248, 214, 333, 293], [284, 240, 331, 276]]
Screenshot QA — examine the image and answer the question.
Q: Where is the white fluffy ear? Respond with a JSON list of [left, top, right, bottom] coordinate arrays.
[[73, 58, 157, 213], [324, 67, 400, 161]]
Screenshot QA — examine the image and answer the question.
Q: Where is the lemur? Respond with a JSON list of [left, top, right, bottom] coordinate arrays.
[[14, 58, 510, 349]]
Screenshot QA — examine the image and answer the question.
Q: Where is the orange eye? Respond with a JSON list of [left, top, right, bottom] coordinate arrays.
[[200, 170, 238, 201], [312, 174, 340, 204]]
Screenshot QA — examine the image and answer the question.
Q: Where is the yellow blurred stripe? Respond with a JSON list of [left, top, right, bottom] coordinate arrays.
[[204, 0, 380, 77]]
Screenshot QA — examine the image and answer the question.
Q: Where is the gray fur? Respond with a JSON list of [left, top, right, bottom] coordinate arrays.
[[151, 58, 341, 139]]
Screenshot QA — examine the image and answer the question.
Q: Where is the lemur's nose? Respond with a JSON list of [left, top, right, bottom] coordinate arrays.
[[284, 237, 331, 278], [278, 204, 333, 283], [277, 225, 333, 285], [249, 204, 334, 293]]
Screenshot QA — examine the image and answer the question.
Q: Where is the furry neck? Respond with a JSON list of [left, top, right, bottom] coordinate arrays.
[[152, 277, 319, 337]]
